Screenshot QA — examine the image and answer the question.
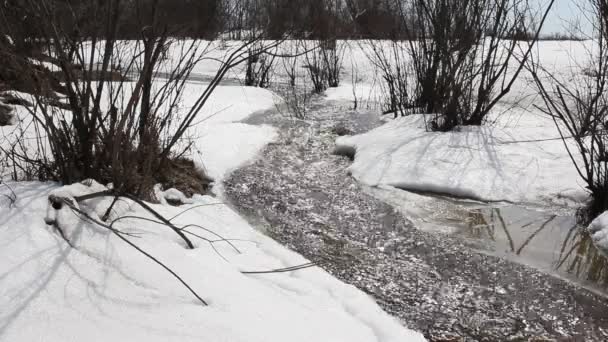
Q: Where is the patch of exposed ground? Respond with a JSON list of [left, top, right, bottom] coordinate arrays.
[[224, 98, 608, 341]]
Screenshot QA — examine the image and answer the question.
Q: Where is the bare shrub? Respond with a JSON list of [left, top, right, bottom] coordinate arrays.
[[245, 44, 277, 88], [304, 42, 329, 93], [277, 86, 311, 120], [1, 0, 282, 199], [368, 0, 554, 130], [277, 42, 310, 119], [365, 40, 419, 117], [282, 46, 300, 88], [303, 39, 345, 93], [320, 39, 345, 88], [0, 102, 13, 126], [417, 0, 554, 130], [531, 0, 608, 220]]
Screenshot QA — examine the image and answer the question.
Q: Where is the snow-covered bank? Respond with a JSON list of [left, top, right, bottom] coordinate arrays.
[[192, 123, 277, 181], [0, 181, 425, 342], [180, 85, 278, 181], [590, 212, 608, 258], [0, 83, 278, 183], [336, 113, 586, 207]]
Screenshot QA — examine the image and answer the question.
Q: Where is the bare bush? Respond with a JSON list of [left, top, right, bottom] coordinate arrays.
[[320, 39, 345, 88], [303, 39, 344, 94], [277, 42, 310, 119], [283, 47, 300, 88], [531, 0, 608, 219], [368, 0, 554, 130], [365, 40, 419, 117], [278, 86, 311, 120], [245, 45, 277, 88], [304, 42, 329, 93], [1, 0, 283, 199], [418, 0, 553, 130]]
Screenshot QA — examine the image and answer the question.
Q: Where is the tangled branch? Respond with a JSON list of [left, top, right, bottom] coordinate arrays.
[[46, 191, 325, 306]]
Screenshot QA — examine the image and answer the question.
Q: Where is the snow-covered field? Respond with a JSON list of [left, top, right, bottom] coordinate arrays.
[[0, 181, 424, 342], [0, 82, 278, 183]]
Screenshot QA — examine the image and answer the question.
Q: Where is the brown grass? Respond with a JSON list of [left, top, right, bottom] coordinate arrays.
[[0, 102, 13, 126], [157, 157, 214, 199]]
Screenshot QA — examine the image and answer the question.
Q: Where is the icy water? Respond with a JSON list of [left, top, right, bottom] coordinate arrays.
[[371, 186, 608, 293], [454, 204, 608, 291]]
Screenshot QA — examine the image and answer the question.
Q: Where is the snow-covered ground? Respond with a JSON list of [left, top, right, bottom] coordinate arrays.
[[0, 82, 278, 183], [0, 181, 425, 342], [335, 112, 585, 207], [177, 85, 278, 181]]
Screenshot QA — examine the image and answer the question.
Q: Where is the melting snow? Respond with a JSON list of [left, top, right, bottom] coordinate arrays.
[[0, 181, 425, 341]]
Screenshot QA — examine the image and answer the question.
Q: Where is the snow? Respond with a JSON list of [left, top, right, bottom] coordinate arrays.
[[589, 212, 608, 258], [0, 181, 425, 342], [189, 85, 276, 124], [190, 123, 277, 181], [0, 83, 278, 183], [336, 112, 587, 207], [175, 84, 278, 181], [324, 83, 384, 108], [1, 49, 425, 340]]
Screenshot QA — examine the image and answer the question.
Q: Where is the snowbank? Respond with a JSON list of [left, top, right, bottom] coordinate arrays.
[[178, 84, 278, 181], [336, 113, 586, 206], [0, 182, 425, 342], [189, 85, 276, 124], [0, 83, 277, 182], [589, 212, 608, 258], [190, 123, 277, 181]]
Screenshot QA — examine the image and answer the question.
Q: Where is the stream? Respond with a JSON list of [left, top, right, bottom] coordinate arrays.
[[224, 95, 608, 341]]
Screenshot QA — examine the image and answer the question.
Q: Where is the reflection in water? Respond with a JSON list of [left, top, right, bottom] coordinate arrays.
[[458, 206, 608, 288], [563, 232, 608, 285], [367, 185, 608, 291]]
